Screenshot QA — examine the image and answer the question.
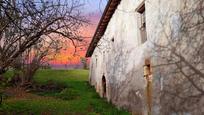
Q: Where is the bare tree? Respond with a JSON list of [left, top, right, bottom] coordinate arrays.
[[152, 0, 204, 114], [0, 0, 87, 75], [11, 37, 62, 87], [80, 57, 88, 69]]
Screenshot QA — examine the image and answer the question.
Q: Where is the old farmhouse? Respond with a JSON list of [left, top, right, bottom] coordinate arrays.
[[86, 0, 204, 114]]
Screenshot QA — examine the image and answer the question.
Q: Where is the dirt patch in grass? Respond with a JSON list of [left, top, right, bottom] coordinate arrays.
[[4, 87, 38, 99], [2, 80, 69, 102], [3, 87, 56, 102]]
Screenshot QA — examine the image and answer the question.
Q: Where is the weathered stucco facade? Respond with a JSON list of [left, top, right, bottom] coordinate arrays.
[[86, 0, 203, 114]]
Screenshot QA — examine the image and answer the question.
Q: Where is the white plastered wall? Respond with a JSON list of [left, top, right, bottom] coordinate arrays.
[[89, 0, 182, 114]]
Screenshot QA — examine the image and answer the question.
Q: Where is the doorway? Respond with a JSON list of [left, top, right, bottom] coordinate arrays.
[[102, 75, 106, 98]]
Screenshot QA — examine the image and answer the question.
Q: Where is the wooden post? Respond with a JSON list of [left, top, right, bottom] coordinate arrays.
[[144, 59, 152, 115], [146, 75, 152, 115]]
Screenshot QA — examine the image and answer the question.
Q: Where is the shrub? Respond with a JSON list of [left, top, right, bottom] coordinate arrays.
[[56, 88, 80, 100]]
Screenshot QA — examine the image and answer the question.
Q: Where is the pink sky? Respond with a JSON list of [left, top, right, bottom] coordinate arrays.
[[49, 12, 102, 65], [49, 0, 107, 65]]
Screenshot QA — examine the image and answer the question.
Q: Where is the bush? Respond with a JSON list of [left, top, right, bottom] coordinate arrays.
[[56, 88, 80, 100]]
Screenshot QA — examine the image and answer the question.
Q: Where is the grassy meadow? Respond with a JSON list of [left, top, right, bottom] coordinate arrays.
[[0, 69, 130, 115]]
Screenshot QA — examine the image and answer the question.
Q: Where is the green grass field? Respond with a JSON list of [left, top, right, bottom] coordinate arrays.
[[0, 69, 130, 115]]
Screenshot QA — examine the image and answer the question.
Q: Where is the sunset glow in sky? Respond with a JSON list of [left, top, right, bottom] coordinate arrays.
[[50, 0, 107, 65]]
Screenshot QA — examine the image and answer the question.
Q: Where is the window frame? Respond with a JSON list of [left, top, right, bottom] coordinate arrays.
[[136, 2, 147, 44]]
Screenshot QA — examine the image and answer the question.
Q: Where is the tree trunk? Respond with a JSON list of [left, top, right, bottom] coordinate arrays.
[[0, 68, 6, 75]]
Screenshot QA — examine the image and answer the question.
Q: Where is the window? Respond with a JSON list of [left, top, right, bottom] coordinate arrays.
[[111, 38, 114, 42], [95, 55, 98, 67], [137, 3, 147, 43], [96, 58, 97, 67]]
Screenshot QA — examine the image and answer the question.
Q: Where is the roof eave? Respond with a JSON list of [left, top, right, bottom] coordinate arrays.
[[86, 0, 121, 57]]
